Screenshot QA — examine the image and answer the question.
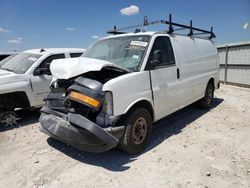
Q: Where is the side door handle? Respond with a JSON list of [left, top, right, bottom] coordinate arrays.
[[177, 68, 180, 79]]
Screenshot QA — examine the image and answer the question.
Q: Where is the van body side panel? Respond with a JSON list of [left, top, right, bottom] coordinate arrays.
[[102, 71, 153, 117], [171, 35, 219, 106], [149, 66, 181, 121], [143, 34, 184, 121], [102, 34, 219, 122]]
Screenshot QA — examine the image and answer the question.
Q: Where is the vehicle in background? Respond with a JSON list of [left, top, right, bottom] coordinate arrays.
[[40, 16, 219, 154], [0, 52, 18, 62], [0, 48, 85, 127], [0, 53, 19, 67]]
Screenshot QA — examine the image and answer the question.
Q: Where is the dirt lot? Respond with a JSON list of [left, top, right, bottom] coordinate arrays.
[[0, 84, 250, 188]]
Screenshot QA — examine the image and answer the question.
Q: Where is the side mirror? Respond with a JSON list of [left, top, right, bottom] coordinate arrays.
[[33, 68, 42, 76], [33, 67, 51, 76], [150, 50, 163, 67]]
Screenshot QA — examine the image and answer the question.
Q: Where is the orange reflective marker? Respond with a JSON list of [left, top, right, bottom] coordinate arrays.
[[70, 91, 100, 108]]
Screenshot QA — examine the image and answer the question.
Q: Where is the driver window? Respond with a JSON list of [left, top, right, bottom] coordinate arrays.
[[149, 36, 175, 67], [39, 54, 65, 70]]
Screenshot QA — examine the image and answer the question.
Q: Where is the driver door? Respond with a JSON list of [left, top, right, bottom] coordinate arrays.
[[147, 36, 181, 120], [30, 54, 65, 106]]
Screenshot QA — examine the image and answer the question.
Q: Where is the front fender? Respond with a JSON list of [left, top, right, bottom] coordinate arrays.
[[0, 81, 34, 106], [102, 71, 154, 116], [124, 98, 155, 116]]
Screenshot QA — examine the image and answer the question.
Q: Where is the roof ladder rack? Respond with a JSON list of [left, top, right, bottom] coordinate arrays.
[[188, 20, 193, 36], [167, 14, 174, 34], [107, 26, 127, 35], [209, 26, 214, 39], [107, 14, 216, 39]]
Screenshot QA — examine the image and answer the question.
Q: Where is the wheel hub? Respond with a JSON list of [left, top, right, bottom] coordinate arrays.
[[0, 112, 18, 127], [132, 117, 147, 145], [207, 89, 213, 104]]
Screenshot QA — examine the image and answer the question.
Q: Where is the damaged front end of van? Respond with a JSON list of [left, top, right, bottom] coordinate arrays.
[[39, 57, 129, 152], [40, 34, 152, 153]]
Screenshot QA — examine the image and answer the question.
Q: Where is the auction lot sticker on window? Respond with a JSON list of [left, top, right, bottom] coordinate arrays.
[[130, 41, 148, 47], [27, 57, 38, 61]]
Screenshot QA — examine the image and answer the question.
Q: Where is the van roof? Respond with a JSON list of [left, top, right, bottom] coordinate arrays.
[[103, 31, 159, 40]]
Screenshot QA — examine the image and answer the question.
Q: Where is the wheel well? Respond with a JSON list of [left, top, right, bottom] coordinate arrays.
[[0, 92, 30, 111], [208, 78, 215, 89], [126, 100, 154, 122]]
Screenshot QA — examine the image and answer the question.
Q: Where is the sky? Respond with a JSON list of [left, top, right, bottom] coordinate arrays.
[[0, 0, 249, 52]]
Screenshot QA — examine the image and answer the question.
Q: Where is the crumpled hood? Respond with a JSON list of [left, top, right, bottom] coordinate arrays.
[[50, 57, 129, 79], [0, 69, 28, 85]]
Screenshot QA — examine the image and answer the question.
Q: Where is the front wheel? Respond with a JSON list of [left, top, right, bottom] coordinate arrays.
[[119, 108, 152, 154], [0, 111, 18, 127], [199, 83, 214, 109]]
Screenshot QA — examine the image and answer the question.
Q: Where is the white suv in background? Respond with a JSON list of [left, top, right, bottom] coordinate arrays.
[[0, 48, 85, 126]]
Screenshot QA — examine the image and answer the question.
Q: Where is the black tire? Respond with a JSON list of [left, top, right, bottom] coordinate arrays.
[[0, 111, 18, 127], [119, 108, 152, 154], [199, 82, 214, 109]]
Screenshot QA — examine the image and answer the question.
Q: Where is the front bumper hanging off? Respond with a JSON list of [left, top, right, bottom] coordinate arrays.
[[39, 106, 125, 153]]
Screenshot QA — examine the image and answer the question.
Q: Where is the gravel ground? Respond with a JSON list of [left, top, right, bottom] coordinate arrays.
[[0, 84, 250, 188]]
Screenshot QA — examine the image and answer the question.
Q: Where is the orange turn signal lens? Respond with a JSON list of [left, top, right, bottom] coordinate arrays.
[[69, 91, 100, 108]]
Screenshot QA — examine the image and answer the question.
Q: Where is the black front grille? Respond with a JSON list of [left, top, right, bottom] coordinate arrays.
[[46, 77, 104, 122]]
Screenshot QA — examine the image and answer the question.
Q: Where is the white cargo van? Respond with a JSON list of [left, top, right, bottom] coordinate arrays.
[[40, 16, 219, 154]]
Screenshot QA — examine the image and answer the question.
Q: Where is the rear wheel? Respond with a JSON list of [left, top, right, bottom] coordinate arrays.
[[199, 83, 214, 109], [119, 108, 152, 154]]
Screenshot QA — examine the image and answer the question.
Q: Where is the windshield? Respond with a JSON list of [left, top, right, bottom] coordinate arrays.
[[83, 35, 150, 71], [0, 52, 42, 74]]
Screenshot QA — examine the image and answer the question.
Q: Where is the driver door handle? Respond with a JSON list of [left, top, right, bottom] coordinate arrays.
[[177, 68, 180, 79]]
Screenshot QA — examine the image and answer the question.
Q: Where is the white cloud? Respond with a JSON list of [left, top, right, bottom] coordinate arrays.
[[8, 37, 23, 44], [66, 27, 76, 31], [243, 22, 249, 29], [0, 27, 11, 33], [92, 35, 100, 39], [8, 39, 22, 44], [120, 5, 139, 16]]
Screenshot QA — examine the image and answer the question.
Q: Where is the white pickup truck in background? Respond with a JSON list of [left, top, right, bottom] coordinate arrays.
[[0, 52, 18, 62], [0, 48, 85, 126]]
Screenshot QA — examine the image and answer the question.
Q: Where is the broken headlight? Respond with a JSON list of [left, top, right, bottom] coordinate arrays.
[[69, 91, 101, 109], [101, 91, 113, 115]]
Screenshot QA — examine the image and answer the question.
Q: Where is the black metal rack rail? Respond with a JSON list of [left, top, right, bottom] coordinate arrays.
[[107, 14, 216, 39]]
